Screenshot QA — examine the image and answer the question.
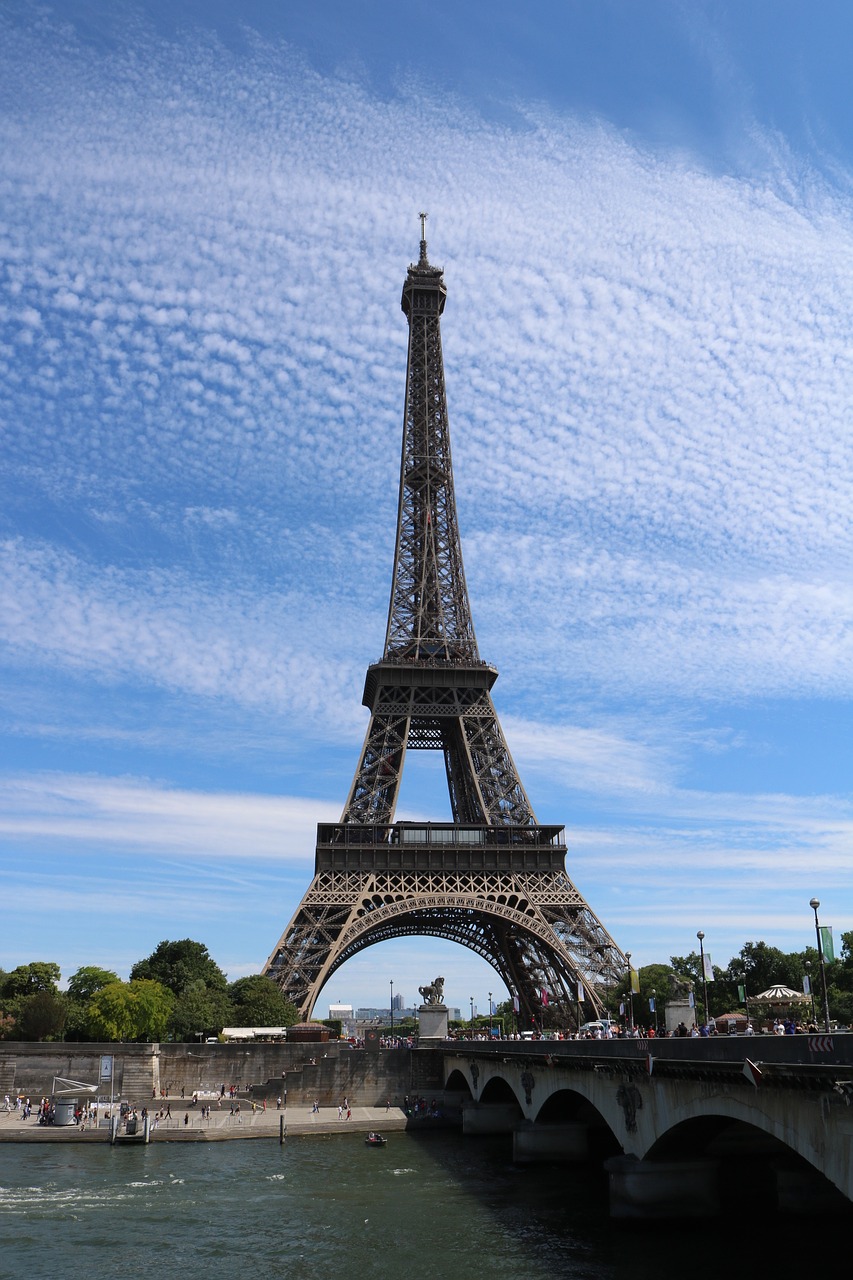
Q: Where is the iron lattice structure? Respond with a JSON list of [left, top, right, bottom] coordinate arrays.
[[264, 221, 627, 1024]]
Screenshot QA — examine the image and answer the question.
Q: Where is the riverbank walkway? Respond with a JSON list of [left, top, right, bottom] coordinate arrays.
[[0, 1102, 411, 1143]]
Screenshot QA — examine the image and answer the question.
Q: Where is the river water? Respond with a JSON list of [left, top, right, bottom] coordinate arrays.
[[0, 1131, 829, 1280]]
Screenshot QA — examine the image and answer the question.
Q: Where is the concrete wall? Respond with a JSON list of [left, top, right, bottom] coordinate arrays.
[[0, 1042, 444, 1108]]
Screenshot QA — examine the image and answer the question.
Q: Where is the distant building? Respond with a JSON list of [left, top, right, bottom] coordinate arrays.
[[392, 992, 405, 1011], [328, 1003, 354, 1035]]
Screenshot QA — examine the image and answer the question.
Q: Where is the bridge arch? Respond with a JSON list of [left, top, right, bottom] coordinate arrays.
[[480, 1075, 523, 1109], [643, 1102, 845, 1207]]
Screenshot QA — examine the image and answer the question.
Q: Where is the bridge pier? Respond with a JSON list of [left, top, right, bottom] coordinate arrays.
[[462, 1103, 520, 1135], [605, 1155, 720, 1219], [775, 1163, 850, 1215], [513, 1121, 589, 1164]]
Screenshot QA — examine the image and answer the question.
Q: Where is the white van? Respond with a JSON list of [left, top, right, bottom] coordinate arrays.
[[578, 1020, 615, 1037]]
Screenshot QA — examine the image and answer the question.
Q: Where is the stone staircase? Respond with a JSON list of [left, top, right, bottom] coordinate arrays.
[[118, 1049, 159, 1103], [0, 1059, 16, 1098]]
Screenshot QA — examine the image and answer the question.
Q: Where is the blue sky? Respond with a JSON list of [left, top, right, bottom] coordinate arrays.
[[1, 0, 851, 1015]]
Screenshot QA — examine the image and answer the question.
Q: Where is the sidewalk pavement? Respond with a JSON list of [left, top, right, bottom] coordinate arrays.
[[0, 1104, 410, 1143]]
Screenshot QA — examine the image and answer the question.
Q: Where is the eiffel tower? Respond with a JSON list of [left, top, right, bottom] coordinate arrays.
[[264, 217, 627, 1025]]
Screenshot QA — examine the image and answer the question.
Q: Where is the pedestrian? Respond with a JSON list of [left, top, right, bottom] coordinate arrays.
[[277, 1096, 282, 1110], [184, 1112, 189, 1127]]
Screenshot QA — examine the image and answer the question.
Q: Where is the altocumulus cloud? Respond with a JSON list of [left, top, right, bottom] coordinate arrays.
[[0, 6, 851, 712]]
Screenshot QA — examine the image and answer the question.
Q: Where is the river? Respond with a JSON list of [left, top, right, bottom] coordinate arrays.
[[0, 1131, 827, 1280]]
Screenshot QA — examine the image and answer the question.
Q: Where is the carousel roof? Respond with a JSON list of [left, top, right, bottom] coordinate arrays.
[[751, 985, 810, 1003]]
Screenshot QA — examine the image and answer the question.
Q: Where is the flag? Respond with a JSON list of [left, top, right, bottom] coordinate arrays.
[[688, 991, 695, 1008], [541, 989, 549, 1008], [490, 1000, 496, 1015], [803, 975, 811, 996], [648, 997, 655, 1012], [702, 953, 714, 982], [737, 984, 746, 1003], [630, 968, 640, 995], [820, 926, 835, 963], [743, 1058, 763, 1088], [576, 982, 585, 1003], [512, 996, 519, 1013]]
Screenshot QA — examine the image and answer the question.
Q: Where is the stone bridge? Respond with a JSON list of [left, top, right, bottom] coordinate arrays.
[[441, 1035, 853, 1218]]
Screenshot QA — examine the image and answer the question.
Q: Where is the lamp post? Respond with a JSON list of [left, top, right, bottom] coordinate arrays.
[[488, 991, 492, 1040], [650, 988, 657, 1034], [625, 951, 634, 1030], [805, 960, 816, 1025], [470, 996, 474, 1039], [390, 980, 394, 1042], [810, 898, 832, 1032], [697, 930, 711, 1027]]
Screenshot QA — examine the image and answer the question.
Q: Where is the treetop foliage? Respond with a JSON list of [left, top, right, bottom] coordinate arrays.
[[129, 938, 228, 996]]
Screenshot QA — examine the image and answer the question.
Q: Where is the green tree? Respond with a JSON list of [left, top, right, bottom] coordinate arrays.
[[169, 981, 234, 1041], [1, 962, 61, 998], [87, 979, 174, 1042], [130, 940, 227, 995], [64, 966, 121, 1041], [0, 962, 63, 1034], [726, 941, 794, 997], [18, 990, 67, 1041], [67, 966, 120, 1003], [228, 975, 298, 1028]]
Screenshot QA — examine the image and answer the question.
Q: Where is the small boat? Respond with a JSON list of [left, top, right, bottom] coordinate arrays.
[[365, 1131, 387, 1146]]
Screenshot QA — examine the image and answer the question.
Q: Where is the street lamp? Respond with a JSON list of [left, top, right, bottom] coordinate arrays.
[[625, 951, 634, 1029], [650, 988, 657, 1033], [810, 898, 832, 1032], [697, 930, 711, 1028], [488, 991, 492, 1040], [470, 996, 474, 1038], [390, 980, 394, 1042]]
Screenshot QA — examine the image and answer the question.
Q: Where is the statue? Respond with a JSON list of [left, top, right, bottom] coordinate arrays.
[[418, 976, 445, 1006]]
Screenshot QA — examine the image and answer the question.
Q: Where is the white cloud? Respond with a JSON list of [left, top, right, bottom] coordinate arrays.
[[0, 773, 338, 859]]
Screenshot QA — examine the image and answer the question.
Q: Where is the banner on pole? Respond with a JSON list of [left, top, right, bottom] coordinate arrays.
[[820, 926, 835, 963], [702, 953, 714, 982]]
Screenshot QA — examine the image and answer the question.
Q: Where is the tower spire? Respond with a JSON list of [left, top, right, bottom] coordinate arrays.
[[418, 211, 429, 266]]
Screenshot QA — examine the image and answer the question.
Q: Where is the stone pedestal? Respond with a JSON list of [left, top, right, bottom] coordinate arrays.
[[417, 1004, 449, 1041], [513, 1121, 590, 1164], [463, 1103, 520, 1135]]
